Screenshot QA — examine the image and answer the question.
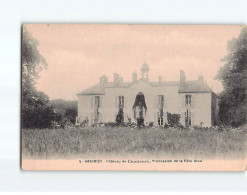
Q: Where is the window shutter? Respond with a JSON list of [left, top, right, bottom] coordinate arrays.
[[191, 95, 196, 108], [164, 111, 167, 123], [154, 112, 157, 126], [180, 95, 185, 108], [154, 96, 159, 108], [90, 97, 94, 109], [154, 96, 157, 108], [163, 96, 167, 108], [124, 112, 127, 122], [191, 112, 195, 126], [90, 113, 94, 125], [99, 113, 102, 123], [180, 112, 185, 125], [124, 96, 127, 108], [99, 97, 103, 108]]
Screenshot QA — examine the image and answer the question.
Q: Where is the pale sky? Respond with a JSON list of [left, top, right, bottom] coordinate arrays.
[[25, 24, 243, 100]]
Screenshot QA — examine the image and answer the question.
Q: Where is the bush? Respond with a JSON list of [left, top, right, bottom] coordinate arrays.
[[164, 123, 169, 129], [167, 112, 181, 127], [148, 122, 154, 127], [115, 109, 124, 124]]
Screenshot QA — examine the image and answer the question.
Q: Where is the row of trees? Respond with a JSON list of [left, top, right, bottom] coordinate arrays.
[[21, 28, 77, 129]]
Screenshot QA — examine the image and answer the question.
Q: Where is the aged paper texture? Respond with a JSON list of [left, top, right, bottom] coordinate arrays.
[[21, 24, 247, 171]]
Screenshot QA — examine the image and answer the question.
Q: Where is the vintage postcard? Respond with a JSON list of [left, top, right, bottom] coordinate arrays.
[[21, 24, 247, 171]]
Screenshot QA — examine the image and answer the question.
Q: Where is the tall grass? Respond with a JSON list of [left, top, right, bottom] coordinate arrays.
[[22, 127, 247, 159]]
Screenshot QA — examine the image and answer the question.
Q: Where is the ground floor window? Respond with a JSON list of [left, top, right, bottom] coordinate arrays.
[[157, 108, 164, 126], [116, 107, 124, 124], [185, 109, 191, 126], [119, 96, 124, 108], [158, 116, 163, 126]]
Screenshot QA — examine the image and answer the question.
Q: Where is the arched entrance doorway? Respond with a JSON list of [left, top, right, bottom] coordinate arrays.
[[133, 92, 147, 127]]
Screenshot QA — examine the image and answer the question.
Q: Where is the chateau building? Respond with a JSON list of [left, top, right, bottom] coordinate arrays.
[[77, 63, 218, 127]]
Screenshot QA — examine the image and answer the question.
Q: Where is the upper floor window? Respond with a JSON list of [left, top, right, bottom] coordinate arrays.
[[95, 96, 100, 108], [185, 95, 191, 107], [158, 95, 164, 108], [115, 96, 124, 108], [119, 96, 124, 107], [91, 96, 101, 109]]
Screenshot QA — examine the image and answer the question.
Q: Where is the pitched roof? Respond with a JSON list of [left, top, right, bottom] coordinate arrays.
[[77, 84, 106, 95], [151, 81, 180, 87], [77, 82, 131, 95], [179, 80, 213, 93], [77, 79, 213, 95]]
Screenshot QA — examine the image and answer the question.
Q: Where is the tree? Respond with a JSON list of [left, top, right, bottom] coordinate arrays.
[[65, 107, 77, 124], [22, 27, 47, 87], [22, 27, 53, 129], [48, 99, 77, 124], [215, 27, 247, 127]]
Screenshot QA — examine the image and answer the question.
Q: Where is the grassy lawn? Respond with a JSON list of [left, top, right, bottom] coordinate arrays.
[[22, 127, 247, 159]]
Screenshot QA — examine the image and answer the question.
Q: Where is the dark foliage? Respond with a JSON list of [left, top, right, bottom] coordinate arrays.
[[48, 99, 77, 124], [22, 90, 54, 128], [167, 112, 181, 127], [215, 27, 247, 127], [22, 28, 54, 129], [115, 109, 124, 124], [148, 122, 154, 127]]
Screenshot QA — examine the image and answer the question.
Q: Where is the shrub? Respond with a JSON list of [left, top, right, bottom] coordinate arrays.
[[115, 109, 124, 124], [148, 122, 154, 127], [164, 123, 169, 129], [167, 112, 181, 127]]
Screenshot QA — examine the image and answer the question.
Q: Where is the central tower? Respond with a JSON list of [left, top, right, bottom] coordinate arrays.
[[141, 62, 149, 81]]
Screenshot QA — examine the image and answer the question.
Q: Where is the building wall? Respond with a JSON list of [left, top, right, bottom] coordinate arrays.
[[211, 93, 218, 126], [77, 94, 104, 124], [77, 81, 213, 127], [179, 93, 212, 127]]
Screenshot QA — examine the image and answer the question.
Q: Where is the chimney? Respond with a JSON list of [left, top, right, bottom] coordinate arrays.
[[180, 70, 186, 83], [114, 73, 120, 85], [159, 76, 162, 84], [198, 75, 204, 82], [100, 75, 108, 84], [132, 71, 137, 82]]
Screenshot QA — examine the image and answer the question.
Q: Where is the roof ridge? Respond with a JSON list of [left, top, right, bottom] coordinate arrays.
[[78, 79, 213, 95]]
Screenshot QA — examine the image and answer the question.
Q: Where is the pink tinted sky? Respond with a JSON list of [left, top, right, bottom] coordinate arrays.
[[25, 24, 243, 100]]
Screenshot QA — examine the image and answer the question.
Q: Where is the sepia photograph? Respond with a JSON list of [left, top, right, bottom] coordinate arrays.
[[21, 24, 247, 171]]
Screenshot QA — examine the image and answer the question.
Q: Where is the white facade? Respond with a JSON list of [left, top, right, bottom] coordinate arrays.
[[77, 64, 217, 127]]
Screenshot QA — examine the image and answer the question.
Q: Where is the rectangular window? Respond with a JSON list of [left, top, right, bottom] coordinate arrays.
[[158, 95, 164, 108], [94, 96, 100, 108], [185, 109, 191, 126], [185, 95, 191, 107], [157, 109, 164, 126], [158, 117, 164, 126], [119, 96, 124, 108]]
